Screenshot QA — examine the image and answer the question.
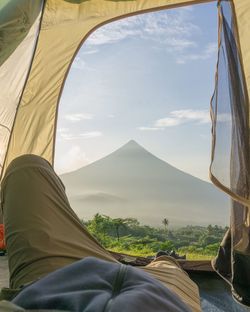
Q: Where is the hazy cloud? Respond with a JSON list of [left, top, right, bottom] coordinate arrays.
[[176, 42, 217, 64], [155, 109, 210, 127], [199, 134, 209, 139], [58, 129, 103, 141], [137, 127, 164, 131], [73, 8, 214, 71], [58, 133, 75, 141], [57, 127, 69, 133], [79, 131, 103, 138], [55, 145, 90, 174], [82, 49, 99, 55], [64, 113, 93, 122], [72, 56, 86, 70], [137, 109, 210, 130], [86, 9, 199, 54]]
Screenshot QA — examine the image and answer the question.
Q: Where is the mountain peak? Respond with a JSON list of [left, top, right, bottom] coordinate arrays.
[[121, 140, 145, 150], [116, 140, 152, 156]]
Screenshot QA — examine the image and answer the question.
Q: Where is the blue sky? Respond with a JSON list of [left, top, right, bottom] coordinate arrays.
[[55, 2, 218, 182]]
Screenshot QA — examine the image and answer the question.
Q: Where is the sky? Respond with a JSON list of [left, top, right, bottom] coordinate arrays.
[[55, 2, 218, 182]]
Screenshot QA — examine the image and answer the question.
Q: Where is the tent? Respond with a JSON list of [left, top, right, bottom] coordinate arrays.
[[0, 0, 249, 307]]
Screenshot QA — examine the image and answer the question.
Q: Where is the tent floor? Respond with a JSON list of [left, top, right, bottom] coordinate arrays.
[[111, 252, 249, 311], [0, 255, 249, 311], [190, 272, 249, 312]]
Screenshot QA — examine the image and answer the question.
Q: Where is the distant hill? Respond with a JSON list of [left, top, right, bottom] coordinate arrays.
[[61, 140, 230, 227]]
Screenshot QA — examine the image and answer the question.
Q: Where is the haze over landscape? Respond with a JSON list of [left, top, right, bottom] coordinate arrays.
[[61, 140, 229, 227], [55, 3, 227, 229]]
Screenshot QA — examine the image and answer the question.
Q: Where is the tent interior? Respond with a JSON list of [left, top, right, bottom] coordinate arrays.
[[0, 0, 250, 310]]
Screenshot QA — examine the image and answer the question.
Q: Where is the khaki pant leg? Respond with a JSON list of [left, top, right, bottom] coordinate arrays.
[[140, 256, 201, 312], [1, 155, 117, 289]]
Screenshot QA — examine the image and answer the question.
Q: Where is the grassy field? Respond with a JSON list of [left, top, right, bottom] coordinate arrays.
[[108, 247, 214, 260]]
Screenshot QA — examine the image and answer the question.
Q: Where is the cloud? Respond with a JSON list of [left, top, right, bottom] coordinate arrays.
[[82, 49, 99, 55], [85, 9, 199, 54], [176, 42, 217, 64], [137, 127, 164, 131], [64, 113, 93, 122], [165, 38, 196, 52], [84, 9, 218, 65], [72, 53, 98, 71], [57, 127, 69, 133], [55, 145, 90, 174], [155, 109, 210, 127], [58, 132, 75, 140], [79, 131, 103, 138], [57, 128, 103, 141], [72, 56, 86, 70], [155, 117, 181, 127], [138, 109, 210, 131], [199, 134, 209, 139]]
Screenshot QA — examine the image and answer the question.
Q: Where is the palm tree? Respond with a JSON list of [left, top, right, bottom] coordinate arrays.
[[162, 218, 169, 233]]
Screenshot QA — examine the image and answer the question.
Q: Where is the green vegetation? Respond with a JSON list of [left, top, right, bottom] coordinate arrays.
[[83, 214, 228, 260]]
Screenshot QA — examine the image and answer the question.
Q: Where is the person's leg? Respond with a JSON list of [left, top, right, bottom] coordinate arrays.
[[0, 155, 117, 290], [141, 256, 201, 312], [1, 154, 200, 310]]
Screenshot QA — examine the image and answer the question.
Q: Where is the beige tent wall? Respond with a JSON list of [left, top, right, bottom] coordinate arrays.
[[0, 0, 43, 66], [0, 12, 43, 170], [0, 0, 44, 171], [1, 0, 214, 176]]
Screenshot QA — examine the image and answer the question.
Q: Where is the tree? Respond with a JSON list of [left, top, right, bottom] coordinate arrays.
[[207, 224, 213, 235], [112, 218, 135, 241], [167, 230, 174, 240], [162, 218, 169, 233]]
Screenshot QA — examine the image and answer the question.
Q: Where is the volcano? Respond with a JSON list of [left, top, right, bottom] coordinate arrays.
[[61, 140, 229, 227]]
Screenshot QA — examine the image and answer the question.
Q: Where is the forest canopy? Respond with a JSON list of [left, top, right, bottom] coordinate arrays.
[[83, 214, 228, 260]]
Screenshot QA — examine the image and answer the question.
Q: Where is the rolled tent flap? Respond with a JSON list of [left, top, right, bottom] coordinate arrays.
[[211, 0, 250, 306]]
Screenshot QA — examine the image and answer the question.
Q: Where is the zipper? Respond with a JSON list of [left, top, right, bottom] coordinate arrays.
[[103, 264, 127, 312]]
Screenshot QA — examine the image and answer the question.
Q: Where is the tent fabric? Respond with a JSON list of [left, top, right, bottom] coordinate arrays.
[[0, 0, 43, 66], [0, 0, 250, 307], [210, 0, 250, 306], [210, 0, 250, 209], [0, 0, 44, 170]]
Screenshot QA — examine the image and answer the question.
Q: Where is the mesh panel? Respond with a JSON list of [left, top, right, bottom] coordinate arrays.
[[210, 0, 250, 203], [211, 0, 250, 306]]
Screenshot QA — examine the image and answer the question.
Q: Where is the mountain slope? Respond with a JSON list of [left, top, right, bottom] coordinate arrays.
[[61, 140, 229, 227]]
